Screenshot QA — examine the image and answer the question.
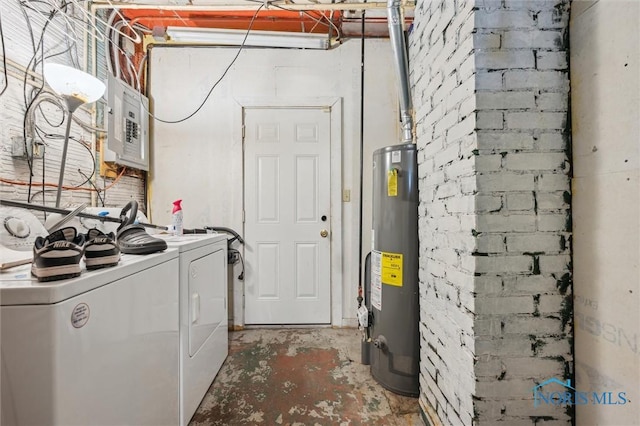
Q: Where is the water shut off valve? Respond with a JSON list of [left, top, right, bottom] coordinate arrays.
[[373, 335, 388, 352]]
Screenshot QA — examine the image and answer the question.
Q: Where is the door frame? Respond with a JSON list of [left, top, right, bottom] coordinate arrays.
[[233, 97, 343, 327]]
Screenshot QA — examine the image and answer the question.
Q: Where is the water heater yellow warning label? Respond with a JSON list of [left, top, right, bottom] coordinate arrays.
[[387, 169, 398, 197], [381, 252, 403, 286]]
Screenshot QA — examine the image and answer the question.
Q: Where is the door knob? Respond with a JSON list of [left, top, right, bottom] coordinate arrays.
[[320, 229, 329, 238]]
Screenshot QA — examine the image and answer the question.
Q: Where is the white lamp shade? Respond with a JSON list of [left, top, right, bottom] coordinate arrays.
[[43, 63, 106, 105]]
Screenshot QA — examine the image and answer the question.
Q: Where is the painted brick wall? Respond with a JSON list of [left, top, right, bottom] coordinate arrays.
[[473, 1, 571, 424], [410, 0, 478, 424], [410, 0, 572, 424]]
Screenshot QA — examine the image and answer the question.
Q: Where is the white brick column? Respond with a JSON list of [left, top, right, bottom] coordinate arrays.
[[410, 1, 572, 424], [411, 0, 478, 424]]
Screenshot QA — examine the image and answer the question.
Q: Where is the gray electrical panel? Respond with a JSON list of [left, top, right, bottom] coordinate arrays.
[[105, 74, 149, 171]]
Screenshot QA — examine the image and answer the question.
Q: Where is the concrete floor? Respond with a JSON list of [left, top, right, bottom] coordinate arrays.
[[190, 328, 422, 425]]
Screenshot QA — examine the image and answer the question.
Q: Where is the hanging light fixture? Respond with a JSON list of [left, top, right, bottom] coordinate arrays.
[[43, 63, 106, 208]]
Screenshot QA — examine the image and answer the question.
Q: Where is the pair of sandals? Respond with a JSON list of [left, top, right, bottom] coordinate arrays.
[[116, 201, 167, 255]]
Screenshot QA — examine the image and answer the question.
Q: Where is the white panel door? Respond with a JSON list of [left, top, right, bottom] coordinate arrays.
[[244, 107, 331, 324]]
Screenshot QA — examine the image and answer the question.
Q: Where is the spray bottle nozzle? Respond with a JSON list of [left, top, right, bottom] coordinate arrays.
[[172, 199, 182, 214]]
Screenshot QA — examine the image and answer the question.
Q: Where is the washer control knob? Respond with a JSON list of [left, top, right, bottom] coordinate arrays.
[[4, 217, 30, 238]]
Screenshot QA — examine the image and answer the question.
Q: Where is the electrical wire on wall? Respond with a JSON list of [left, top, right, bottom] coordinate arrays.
[[17, 0, 82, 201], [99, 3, 265, 126], [94, 1, 336, 200], [8, 0, 340, 206], [244, 0, 342, 40], [1, 167, 125, 195], [3, 0, 128, 205], [108, 0, 337, 124], [357, 5, 366, 309], [228, 247, 245, 281], [77, 169, 105, 206], [105, 12, 151, 90], [19, 1, 50, 198], [23, 92, 98, 198], [136, 3, 266, 124], [0, 9, 8, 97]]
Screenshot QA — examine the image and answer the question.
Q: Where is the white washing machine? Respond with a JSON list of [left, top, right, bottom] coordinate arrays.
[[158, 234, 229, 426], [0, 209, 181, 426]]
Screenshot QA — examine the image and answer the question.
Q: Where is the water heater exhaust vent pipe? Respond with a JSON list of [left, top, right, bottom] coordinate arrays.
[[387, 0, 414, 144]]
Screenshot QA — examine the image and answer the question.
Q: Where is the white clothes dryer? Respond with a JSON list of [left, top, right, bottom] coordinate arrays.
[[0, 208, 181, 426], [158, 234, 229, 426]]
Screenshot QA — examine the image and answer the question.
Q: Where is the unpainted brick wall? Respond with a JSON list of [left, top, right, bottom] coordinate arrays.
[[410, 0, 572, 424]]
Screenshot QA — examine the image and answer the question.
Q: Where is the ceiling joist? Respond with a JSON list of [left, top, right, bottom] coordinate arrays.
[[91, 0, 416, 12]]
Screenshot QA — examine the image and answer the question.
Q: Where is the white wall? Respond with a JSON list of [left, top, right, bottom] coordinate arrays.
[[571, 1, 640, 424], [147, 40, 399, 326]]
